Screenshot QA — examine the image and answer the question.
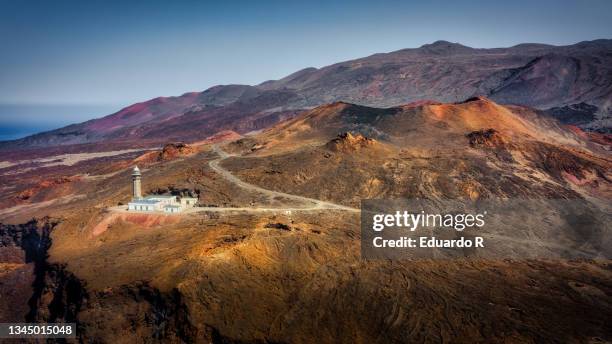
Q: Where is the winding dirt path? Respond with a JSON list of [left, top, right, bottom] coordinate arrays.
[[208, 145, 358, 212], [110, 145, 358, 215]]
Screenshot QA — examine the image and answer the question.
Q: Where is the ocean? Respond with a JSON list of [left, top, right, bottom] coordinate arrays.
[[0, 103, 122, 142]]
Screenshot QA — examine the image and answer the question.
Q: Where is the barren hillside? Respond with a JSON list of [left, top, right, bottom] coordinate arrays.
[[1, 98, 610, 342], [2, 39, 611, 152]]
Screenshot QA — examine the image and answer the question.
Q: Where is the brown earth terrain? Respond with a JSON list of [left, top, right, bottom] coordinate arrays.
[[223, 98, 611, 205], [0, 98, 611, 343]]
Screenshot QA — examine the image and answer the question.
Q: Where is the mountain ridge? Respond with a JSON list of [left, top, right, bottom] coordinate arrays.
[[2, 39, 611, 150]]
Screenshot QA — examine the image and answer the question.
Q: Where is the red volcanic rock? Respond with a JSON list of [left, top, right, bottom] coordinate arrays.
[[158, 142, 195, 161], [565, 125, 589, 139], [17, 176, 81, 201], [91, 212, 181, 236], [134, 142, 196, 165], [86, 94, 201, 134], [563, 126, 611, 149], [587, 132, 612, 148]]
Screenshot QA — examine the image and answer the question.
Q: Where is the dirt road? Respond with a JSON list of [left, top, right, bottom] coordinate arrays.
[[208, 145, 358, 212], [111, 145, 359, 215]]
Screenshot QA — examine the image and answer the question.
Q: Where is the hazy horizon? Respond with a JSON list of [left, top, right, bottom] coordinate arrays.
[[1, 36, 610, 141], [0, 104, 123, 141], [2, 0, 612, 140]]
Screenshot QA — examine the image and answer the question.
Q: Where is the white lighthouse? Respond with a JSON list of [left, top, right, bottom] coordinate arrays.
[[132, 166, 142, 199], [127, 166, 198, 213]]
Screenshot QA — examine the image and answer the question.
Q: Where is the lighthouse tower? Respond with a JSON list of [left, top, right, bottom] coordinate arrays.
[[132, 166, 142, 199]]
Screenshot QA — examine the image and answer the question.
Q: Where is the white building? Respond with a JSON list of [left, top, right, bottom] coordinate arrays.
[[126, 166, 198, 213], [180, 197, 198, 207], [127, 198, 160, 212], [164, 205, 182, 213]]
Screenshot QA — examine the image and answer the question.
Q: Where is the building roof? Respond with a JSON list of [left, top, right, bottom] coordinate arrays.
[[129, 199, 160, 205], [144, 195, 176, 200]]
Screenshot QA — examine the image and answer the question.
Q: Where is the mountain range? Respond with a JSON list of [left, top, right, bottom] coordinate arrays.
[[1, 39, 611, 151]]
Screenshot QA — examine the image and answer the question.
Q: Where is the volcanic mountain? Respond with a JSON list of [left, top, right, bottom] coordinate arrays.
[[2, 39, 612, 152], [0, 97, 611, 342], [223, 97, 611, 205]]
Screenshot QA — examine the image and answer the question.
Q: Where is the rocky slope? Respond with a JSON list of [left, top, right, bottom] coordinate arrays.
[[0, 98, 610, 342], [223, 98, 611, 206], [2, 39, 611, 151]]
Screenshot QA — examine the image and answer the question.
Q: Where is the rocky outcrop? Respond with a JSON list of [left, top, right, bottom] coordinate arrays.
[[0, 218, 58, 266], [134, 142, 197, 165], [0, 218, 78, 324], [0, 218, 215, 342], [27, 263, 87, 324], [326, 132, 376, 152], [525, 142, 609, 182], [78, 282, 207, 343], [158, 142, 196, 161], [466, 129, 507, 148]]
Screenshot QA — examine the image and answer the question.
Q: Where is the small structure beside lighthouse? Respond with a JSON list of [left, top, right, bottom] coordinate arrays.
[[132, 166, 142, 199], [126, 166, 198, 213]]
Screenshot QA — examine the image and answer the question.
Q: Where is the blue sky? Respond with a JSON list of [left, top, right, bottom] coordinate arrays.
[[1, 0, 612, 138]]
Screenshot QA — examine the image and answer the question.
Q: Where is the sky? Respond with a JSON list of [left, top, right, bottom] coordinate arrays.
[[1, 0, 612, 139]]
